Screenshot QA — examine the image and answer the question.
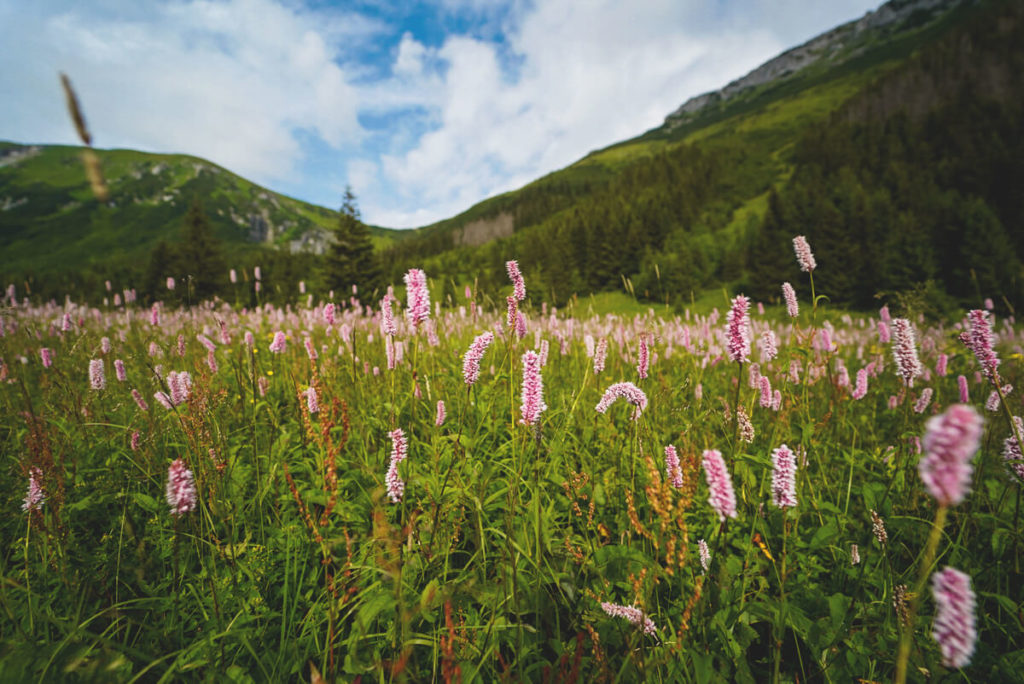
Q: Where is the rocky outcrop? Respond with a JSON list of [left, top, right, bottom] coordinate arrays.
[[664, 0, 968, 129], [457, 212, 515, 247]]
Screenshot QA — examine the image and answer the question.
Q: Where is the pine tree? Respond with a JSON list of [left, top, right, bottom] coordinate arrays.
[[178, 198, 227, 302], [323, 186, 379, 300]]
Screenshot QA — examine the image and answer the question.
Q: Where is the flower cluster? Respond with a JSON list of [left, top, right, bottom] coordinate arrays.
[[404, 268, 430, 328], [702, 449, 737, 521], [919, 404, 983, 506], [725, 295, 751, 364], [771, 444, 798, 509], [595, 381, 648, 420], [600, 602, 658, 635], [519, 350, 547, 426], [166, 459, 197, 516], [386, 428, 408, 503], [792, 235, 816, 272], [931, 567, 977, 669], [891, 318, 922, 387], [462, 332, 494, 386]]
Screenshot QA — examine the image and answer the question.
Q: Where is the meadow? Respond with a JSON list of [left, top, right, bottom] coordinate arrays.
[[1, 246, 1022, 683]]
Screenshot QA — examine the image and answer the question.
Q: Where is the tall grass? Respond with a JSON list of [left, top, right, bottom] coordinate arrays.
[[1, 270, 1022, 682]]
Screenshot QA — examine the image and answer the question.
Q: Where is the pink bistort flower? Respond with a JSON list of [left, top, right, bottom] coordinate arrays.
[[519, 350, 547, 426], [919, 404, 983, 506], [931, 567, 977, 669], [595, 381, 648, 420], [702, 449, 737, 521], [792, 235, 816, 272], [771, 444, 798, 509], [725, 295, 751, 363], [166, 459, 197, 516]]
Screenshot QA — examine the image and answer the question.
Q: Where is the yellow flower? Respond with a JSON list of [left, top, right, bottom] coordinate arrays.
[[267, 370, 274, 376]]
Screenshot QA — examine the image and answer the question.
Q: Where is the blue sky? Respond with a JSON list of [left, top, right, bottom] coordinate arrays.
[[0, 0, 881, 228]]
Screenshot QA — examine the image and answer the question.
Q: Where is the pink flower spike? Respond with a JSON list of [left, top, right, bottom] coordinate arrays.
[[664, 444, 683, 488], [593, 339, 608, 374], [404, 268, 430, 328], [914, 388, 934, 414], [89, 358, 105, 390], [962, 309, 1000, 381], [305, 386, 319, 414], [702, 449, 737, 521], [166, 459, 197, 516], [931, 567, 977, 669], [389, 428, 408, 464], [269, 331, 286, 353], [600, 602, 657, 635], [852, 368, 868, 400], [22, 467, 45, 512], [771, 444, 798, 509], [636, 334, 650, 379], [957, 375, 969, 403], [725, 295, 751, 363], [435, 400, 446, 427], [380, 294, 396, 336], [595, 381, 648, 420], [1003, 416, 1024, 482], [114, 359, 126, 382], [891, 318, 922, 387], [519, 350, 547, 426], [759, 376, 773, 408], [462, 332, 494, 385], [131, 389, 149, 411], [792, 235, 816, 272], [506, 260, 526, 301], [919, 404, 983, 506], [40, 348, 53, 368]]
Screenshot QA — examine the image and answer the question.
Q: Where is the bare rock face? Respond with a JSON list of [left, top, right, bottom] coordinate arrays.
[[457, 212, 515, 247], [663, 0, 966, 129]]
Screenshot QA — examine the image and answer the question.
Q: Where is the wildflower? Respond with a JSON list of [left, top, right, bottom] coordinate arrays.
[[852, 368, 868, 400], [154, 391, 174, 410], [230, 268, 237, 284], [878, 320, 891, 344], [506, 260, 526, 301], [893, 584, 910, 626], [595, 381, 648, 420], [792, 235, 816, 272], [702, 449, 737, 521], [462, 332, 494, 385], [737, 406, 755, 443], [40, 348, 52, 368], [380, 294, 396, 336], [519, 350, 547, 426], [936, 353, 948, 377], [850, 544, 860, 566], [306, 386, 319, 414], [435, 400, 446, 427], [594, 338, 608, 374], [89, 358, 105, 390], [986, 385, 1012, 412], [931, 567, 977, 669], [386, 428, 408, 503], [698, 539, 710, 574], [101, 336, 111, 354], [788, 359, 801, 384], [600, 602, 657, 635], [871, 509, 888, 545], [962, 309, 1000, 381], [166, 459, 197, 515], [112, 358, 125, 382], [304, 337, 318, 362], [695, 383, 703, 401], [130, 431, 141, 451], [299, 280, 306, 294], [197, 334, 216, 353], [537, 338, 549, 367], [1003, 416, 1024, 481], [637, 334, 650, 379], [957, 375, 969, 403], [891, 318, 922, 387], [206, 350, 218, 373], [167, 371, 192, 406], [664, 445, 683, 488], [760, 330, 778, 362], [772, 389, 782, 411], [62, 312, 73, 332], [131, 389, 148, 411], [725, 295, 751, 363], [323, 302, 335, 326], [404, 268, 430, 328], [254, 266, 261, 280], [22, 467, 45, 512], [914, 388, 934, 414], [515, 311, 527, 339], [166, 277, 175, 291], [269, 331, 287, 353], [919, 404, 983, 506], [771, 444, 798, 509], [759, 376, 773, 408], [176, 334, 186, 357]]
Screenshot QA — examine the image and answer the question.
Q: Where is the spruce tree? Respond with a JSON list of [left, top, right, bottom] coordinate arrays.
[[178, 198, 227, 302], [323, 186, 379, 299]]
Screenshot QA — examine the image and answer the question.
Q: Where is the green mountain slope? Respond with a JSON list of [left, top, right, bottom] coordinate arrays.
[[0, 143, 404, 277], [380, 0, 1023, 310]]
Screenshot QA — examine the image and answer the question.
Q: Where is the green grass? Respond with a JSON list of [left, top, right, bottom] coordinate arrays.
[[1, 281, 1021, 681]]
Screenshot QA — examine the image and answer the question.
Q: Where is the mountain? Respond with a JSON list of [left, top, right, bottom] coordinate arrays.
[[378, 0, 1023, 311], [0, 143, 404, 279]]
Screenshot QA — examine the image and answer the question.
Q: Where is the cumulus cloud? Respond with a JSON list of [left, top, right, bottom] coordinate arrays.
[[1, 0, 881, 228]]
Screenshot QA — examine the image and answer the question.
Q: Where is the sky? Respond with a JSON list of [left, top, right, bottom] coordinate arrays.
[[0, 0, 882, 228]]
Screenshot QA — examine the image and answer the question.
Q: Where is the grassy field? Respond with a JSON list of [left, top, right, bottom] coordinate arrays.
[[1, 253, 1022, 682]]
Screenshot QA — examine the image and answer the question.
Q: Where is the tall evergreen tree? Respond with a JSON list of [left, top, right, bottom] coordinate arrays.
[[323, 186, 379, 299], [177, 198, 227, 302]]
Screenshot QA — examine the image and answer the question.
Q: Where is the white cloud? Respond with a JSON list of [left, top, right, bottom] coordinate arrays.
[[1, 0, 380, 185]]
